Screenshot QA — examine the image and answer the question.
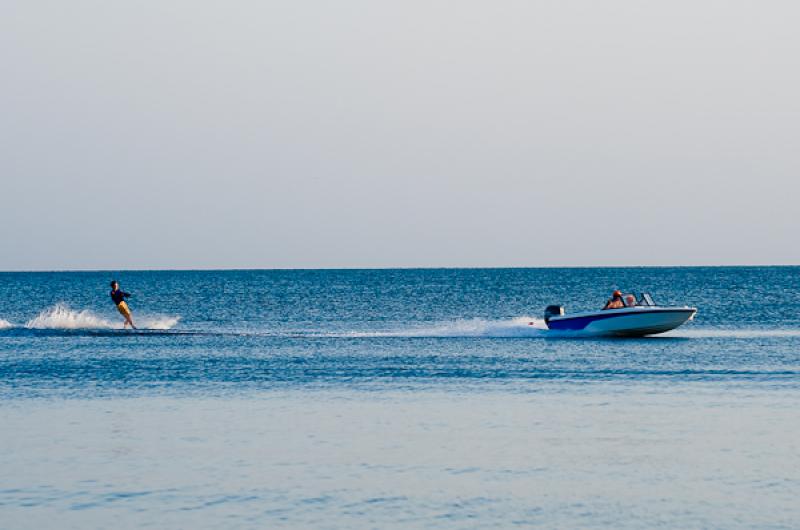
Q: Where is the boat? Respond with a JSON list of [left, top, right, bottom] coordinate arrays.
[[543, 292, 696, 337]]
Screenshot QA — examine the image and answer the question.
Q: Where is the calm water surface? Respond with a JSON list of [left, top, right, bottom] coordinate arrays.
[[1, 267, 798, 528]]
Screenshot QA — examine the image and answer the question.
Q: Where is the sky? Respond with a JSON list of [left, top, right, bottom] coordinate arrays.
[[1, 0, 798, 270]]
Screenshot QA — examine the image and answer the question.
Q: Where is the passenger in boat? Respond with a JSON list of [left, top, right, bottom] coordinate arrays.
[[603, 290, 624, 310]]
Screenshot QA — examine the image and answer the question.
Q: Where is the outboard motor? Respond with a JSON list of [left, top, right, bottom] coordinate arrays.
[[544, 305, 564, 323]]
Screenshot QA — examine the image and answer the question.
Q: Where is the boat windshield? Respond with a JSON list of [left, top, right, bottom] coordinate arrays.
[[604, 292, 656, 309], [639, 293, 656, 307]]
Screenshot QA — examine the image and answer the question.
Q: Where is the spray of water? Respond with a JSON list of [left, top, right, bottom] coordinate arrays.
[[21, 304, 179, 330]]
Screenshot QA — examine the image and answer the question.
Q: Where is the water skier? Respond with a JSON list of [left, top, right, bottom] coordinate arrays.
[[110, 280, 136, 329]]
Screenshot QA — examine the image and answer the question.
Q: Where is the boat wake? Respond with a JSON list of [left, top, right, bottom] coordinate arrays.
[[663, 328, 800, 339], [0, 304, 180, 331], [336, 317, 551, 338]]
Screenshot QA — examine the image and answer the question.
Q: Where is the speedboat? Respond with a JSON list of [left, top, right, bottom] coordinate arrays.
[[543, 293, 696, 337]]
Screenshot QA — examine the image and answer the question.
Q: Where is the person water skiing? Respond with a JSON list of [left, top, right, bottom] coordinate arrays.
[[110, 280, 136, 329]]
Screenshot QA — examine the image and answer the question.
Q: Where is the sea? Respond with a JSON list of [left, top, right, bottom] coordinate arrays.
[[1, 267, 798, 529]]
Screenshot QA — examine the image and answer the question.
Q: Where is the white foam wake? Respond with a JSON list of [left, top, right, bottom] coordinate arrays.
[[24, 304, 179, 330], [139, 316, 181, 330], [341, 317, 550, 338], [663, 328, 800, 339]]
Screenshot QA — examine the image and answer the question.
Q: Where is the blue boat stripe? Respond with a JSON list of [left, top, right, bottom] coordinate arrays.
[[547, 309, 695, 331]]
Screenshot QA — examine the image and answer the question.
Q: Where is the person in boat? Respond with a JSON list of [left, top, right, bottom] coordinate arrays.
[[603, 290, 625, 310], [110, 280, 136, 329]]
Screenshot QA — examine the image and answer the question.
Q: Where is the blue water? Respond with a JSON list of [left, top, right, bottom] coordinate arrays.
[[1, 267, 799, 528]]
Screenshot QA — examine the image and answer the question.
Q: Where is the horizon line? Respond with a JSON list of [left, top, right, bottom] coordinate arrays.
[[1, 263, 798, 273]]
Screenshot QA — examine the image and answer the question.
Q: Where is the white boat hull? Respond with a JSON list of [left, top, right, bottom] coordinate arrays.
[[546, 307, 697, 337]]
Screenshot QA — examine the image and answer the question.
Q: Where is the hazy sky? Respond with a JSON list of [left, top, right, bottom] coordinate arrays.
[[1, 0, 798, 269]]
